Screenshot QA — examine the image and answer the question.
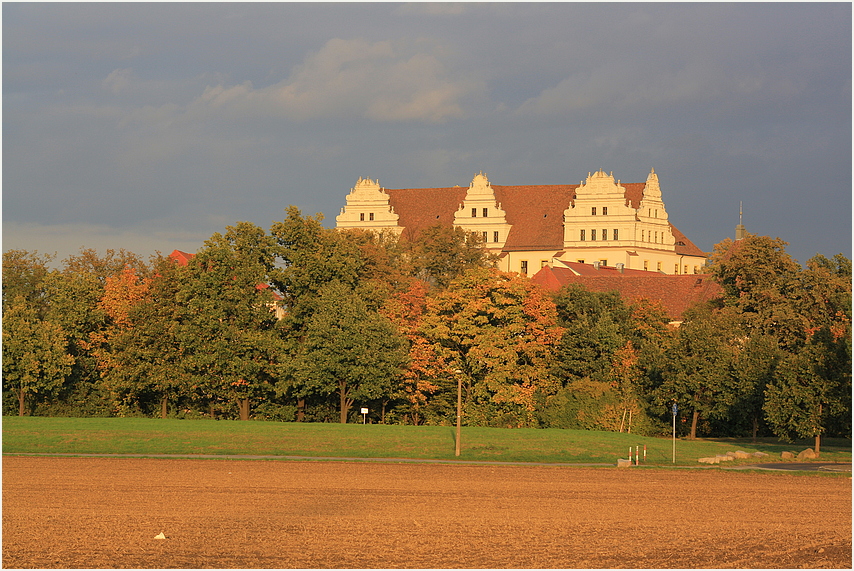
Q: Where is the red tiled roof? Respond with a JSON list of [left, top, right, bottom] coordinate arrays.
[[494, 185, 576, 251], [387, 187, 468, 241], [169, 249, 195, 266], [532, 264, 723, 320], [384, 182, 705, 255]]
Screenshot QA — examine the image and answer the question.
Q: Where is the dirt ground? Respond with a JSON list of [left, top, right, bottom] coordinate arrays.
[[2, 456, 851, 569]]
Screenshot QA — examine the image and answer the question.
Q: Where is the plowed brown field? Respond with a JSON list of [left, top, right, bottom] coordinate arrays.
[[2, 456, 851, 569]]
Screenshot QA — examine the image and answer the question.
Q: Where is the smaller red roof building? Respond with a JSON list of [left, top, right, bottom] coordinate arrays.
[[531, 262, 723, 322]]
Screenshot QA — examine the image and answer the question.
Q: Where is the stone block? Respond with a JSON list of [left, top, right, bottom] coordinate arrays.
[[752, 451, 769, 457], [616, 458, 633, 468], [698, 457, 719, 464], [734, 450, 751, 459], [716, 454, 734, 462], [797, 448, 817, 460], [781, 451, 795, 459]]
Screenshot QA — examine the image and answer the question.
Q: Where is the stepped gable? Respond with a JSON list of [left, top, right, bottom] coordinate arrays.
[[386, 186, 467, 241], [493, 184, 577, 251], [532, 263, 723, 320]]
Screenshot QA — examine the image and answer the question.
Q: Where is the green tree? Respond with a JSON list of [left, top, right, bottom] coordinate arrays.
[[293, 282, 408, 423], [655, 305, 742, 439], [406, 225, 495, 290], [2, 297, 74, 415], [178, 222, 283, 420]]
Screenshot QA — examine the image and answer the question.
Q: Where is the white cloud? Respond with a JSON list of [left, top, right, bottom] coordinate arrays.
[[186, 38, 483, 123]]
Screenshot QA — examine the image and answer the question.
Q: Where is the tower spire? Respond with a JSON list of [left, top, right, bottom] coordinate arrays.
[[735, 201, 746, 240]]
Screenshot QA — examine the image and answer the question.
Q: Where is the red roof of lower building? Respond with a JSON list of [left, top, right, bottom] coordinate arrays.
[[532, 263, 723, 320]]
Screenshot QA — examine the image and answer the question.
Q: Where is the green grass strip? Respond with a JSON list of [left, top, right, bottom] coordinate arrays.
[[3, 416, 850, 466]]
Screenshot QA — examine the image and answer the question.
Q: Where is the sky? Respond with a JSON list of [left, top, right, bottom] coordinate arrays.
[[3, 2, 851, 267]]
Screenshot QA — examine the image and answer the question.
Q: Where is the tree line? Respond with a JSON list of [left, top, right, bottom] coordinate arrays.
[[3, 207, 850, 449]]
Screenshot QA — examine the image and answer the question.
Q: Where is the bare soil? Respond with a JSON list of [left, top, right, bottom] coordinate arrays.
[[2, 456, 851, 569]]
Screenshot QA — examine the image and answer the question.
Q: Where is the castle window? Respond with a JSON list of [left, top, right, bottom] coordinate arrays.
[[657, 261, 662, 271], [369, 213, 374, 221], [592, 207, 597, 216], [600, 259, 608, 267], [641, 230, 645, 242], [472, 208, 477, 217], [643, 260, 649, 271], [602, 229, 607, 241], [591, 229, 597, 241], [693, 266, 698, 274], [360, 213, 365, 221], [580, 229, 585, 241], [613, 229, 619, 240], [602, 207, 608, 216], [684, 265, 688, 274], [520, 260, 528, 275], [541, 260, 548, 268], [577, 259, 585, 264], [483, 208, 488, 217], [493, 231, 499, 243], [675, 264, 680, 274], [482, 231, 488, 242]]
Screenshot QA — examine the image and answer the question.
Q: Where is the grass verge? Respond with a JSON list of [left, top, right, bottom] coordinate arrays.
[[3, 416, 851, 466]]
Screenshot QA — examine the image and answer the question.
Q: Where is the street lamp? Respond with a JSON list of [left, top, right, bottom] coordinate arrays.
[[454, 369, 463, 457]]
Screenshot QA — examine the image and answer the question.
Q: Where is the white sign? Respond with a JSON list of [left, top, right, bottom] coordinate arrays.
[[360, 407, 368, 414]]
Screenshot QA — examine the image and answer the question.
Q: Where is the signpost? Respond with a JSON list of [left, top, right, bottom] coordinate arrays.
[[361, 407, 368, 424], [672, 402, 678, 464]]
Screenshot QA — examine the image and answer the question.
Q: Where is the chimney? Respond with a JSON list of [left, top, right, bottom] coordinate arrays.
[[616, 263, 624, 273], [592, 261, 601, 270]]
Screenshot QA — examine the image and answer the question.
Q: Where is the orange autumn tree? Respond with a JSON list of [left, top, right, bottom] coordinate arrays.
[[87, 265, 154, 413], [382, 279, 450, 425], [420, 268, 564, 428]]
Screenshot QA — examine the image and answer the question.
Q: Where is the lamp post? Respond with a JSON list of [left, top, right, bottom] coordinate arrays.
[[454, 369, 463, 457]]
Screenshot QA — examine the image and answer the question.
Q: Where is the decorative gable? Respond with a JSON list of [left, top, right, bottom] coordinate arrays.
[[452, 172, 512, 248], [336, 177, 402, 234]]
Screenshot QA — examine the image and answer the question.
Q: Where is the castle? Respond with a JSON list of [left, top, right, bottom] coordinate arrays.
[[335, 169, 708, 276]]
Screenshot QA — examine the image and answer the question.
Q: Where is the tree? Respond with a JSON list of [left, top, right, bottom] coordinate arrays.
[[405, 224, 495, 290], [2, 250, 55, 310], [763, 253, 852, 452], [177, 222, 283, 420], [708, 234, 803, 347], [381, 279, 449, 425], [421, 268, 563, 427], [655, 305, 743, 439], [2, 297, 74, 415], [293, 282, 408, 423]]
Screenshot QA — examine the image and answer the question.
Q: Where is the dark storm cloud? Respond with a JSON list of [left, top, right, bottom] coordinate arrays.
[[3, 2, 850, 265]]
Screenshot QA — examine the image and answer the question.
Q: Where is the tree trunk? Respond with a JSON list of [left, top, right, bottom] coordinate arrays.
[[339, 381, 351, 424], [239, 398, 250, 421], [296, 398, 305, 422], [161, 395, 168, 419], [751, 415, 759, 442], [18, 388, 25, 417], [689, 410, 699, 440], [815, 403, 822, 457], [210, 404, 216, 420]]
